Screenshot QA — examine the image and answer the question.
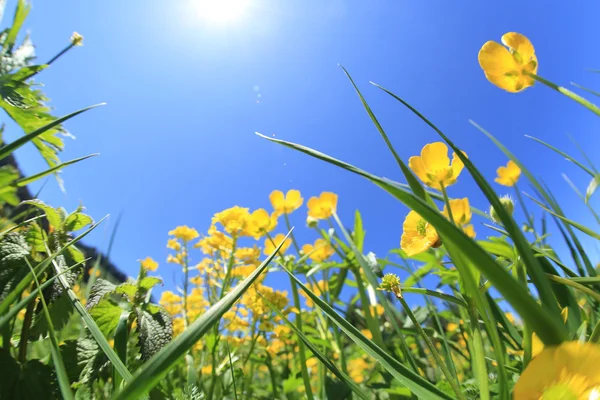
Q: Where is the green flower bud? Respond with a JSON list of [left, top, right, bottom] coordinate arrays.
[[490, 195, 514, 223]]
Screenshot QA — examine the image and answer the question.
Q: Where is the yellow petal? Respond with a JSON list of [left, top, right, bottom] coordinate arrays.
[[501, 32, 535, 63], [402, 210, 421, 233], [450, 151, 466, 181], [408, 156, 430, 184], [463, 224, 476, 238], [302, 244, 313, 255], [421, 142, 450, 171], [269, 190, 285, 212], [285, 189, 303, 211], [484, 71, 521, 93], [320, 192, 338, 211], [478, 41, 517, 76]]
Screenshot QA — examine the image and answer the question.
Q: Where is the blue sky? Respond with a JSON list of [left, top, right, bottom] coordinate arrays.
[[6, 0, 600, 301]]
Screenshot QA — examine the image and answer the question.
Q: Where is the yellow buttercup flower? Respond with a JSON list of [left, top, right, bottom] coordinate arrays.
[[514, 341, 600, 399], [212, 206, 251, 237], [302, 238, 335, 262], [167, 238, 181, 251], [401, 210, 440, 256], [140, 257, 158, 272], [442, 198, 475, 238], [247, 208, 277, 239], [263, 233, 291, 256], [307, 192, 338, 220], [495, 160, 521, 187], [168, 225, 199, 242], [478, 32, 538, 93], [408, 142, 466, 191], [269, 190, 303, 214]]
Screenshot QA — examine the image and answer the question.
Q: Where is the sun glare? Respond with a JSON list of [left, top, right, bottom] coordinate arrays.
[[193, 0, 251, 24]]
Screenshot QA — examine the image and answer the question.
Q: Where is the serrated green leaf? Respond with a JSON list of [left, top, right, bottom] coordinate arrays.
[[29, 291, 74, 337], [139, 276, 162, 292], [0, 164, 18, 185], [115, 282, 137, 300], [2, 0, 30, 54], [0, 231, 29, 302], [137, 308, 173, 362], [89, 298, 123, 338], [75, 337, 110, 388], [86, 278, 116, 309], [0, 348, 58, 400], [63, 211, 94, 233], [22, 199, 63, 229]]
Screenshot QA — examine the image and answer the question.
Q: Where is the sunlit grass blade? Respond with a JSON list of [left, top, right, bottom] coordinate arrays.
[[402, 287, 468, 308], [340, 66, 433, 205], [525, 135, 595, 177], [570, 82, 600, 98], [259, 292, 371, 400], [0, 103, 105, 161], [14, 153, 99, 187], [280, 266, 453, 400], [562, 174, 600, 225], [545, 274, 600, 303], [526, 72, 600, 117], [369, 84, 563, 323], [0, 217, 106, 317], [0, 258, 88, 331], [257, 133, 567, 344], [26, 258, 74, 400], [112, 231, 291, 400], [523, 192, 600, 240]]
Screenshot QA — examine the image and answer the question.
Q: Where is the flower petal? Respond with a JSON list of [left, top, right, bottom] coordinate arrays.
[[450, 151, 466, 181], [285, 189, 303, 210], [269, 190, 285, 212], [320, 192, 338, 212], [501, 32, 535, 63], [408, 156, 430, 184], [484, 72, 521, 93], [478, 41, 517, 76], [421, 142, 450, 171]]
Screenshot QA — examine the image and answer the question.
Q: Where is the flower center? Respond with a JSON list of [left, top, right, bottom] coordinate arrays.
[[416, 219, 427, 237]]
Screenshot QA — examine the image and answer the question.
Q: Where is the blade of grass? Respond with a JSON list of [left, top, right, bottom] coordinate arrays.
[[113, 311, 130, 393], [401, 287, 468, 308], [562, 174, 600, 226], [545, 274, 600, 303], [0, 104, 105, 161], [281, 266, 453, 400], [112, 231, 292, 400], [570, 82, 600, 98], [259, 292, 370, 400], [370, 84, 563, 324], [15, 154, 99, 187], [258, 132, 568, 345], [525, 135, 594, 177], [25, 258, 74, 400]]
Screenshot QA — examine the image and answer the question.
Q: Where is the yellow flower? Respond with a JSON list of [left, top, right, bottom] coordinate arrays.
[[531, 307, 569, 359], [400, 210, 440, 256], [447, 322, 459, 333], [235, 246, 261, 264], [299, 280, 328, 308], [247, 209, 277, 239], [140, 257, 158, 272], [167, 238, 181, 251], [514, 341, 600, 399], [495, 160, 521, 187], [269, 190, 303, 214], [408, 142, 466, 191], [478, 32, 538, 93], [212, 206, 251, 237], [263, 233, 291, 256], [442, 198, 475, 238], [307, 192, 338, 220], [302, 238, 335, 262], [168, 225, 199, 242]]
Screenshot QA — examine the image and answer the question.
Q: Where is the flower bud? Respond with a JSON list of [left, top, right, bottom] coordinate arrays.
[[490, 195, 514, 223], [70, 32, 84, 46], [306, 216, 318, 228]]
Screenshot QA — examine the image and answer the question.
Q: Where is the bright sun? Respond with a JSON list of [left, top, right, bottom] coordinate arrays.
[[193, 0, 251, 24]]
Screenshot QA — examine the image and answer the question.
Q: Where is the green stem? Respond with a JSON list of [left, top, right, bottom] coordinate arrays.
[[516, 260, 532, 368], [468, 301, 489, 400], [354, 269, 384, 348], [266, 356, 278, 399], [526, 71, 600, 117], [398, 295, 465, 400], [18, 290, 35, 363], [440, 183, 454, 224]]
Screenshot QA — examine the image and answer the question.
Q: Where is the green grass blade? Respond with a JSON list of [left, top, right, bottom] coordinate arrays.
[[402, 287, 468, 308], [15, 153, 99, 187], [259, 292, 370, 400], [0, 215, 42, 239], [523, 193, 600, 240], [562, 174, 600, 226], [258, 133, 568, 345], [113, 311, 130, 393], [570, 82, 600, 98], [25, 258, 74, 400], [370, 84, 563, 323], [0, 103, 105, 161], [280, 266, 452, 399], [525, 135, 594, 177], [112, 231, 292, 400], [545, 274, 600, 303]]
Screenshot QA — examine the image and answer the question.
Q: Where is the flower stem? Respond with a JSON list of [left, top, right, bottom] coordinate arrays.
[[440, 183, 454, 224], [526, 71, 600, 117], [397, 294, 465, 400]]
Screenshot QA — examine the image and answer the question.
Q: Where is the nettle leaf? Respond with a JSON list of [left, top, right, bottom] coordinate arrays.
[[22, 199, 63, 229], [63, 212, 93, 233], [24, 222, 46, 253], [72, 337, 109, 389], [137, 308, 173, 361], [0, 165, 18, 206], [86, 278, 116, 310], [0, 231, 29, 302], [89, 298, 122, 338], [139, 276, 162, 292], [43, 254, 79, 305], [114, 282, 137, 301], [0, 348, 58, 400], [29, 292, 74, 338], [66, 245, 85, 265]]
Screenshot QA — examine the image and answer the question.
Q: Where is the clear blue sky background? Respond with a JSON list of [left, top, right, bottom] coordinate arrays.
[[6, 1, 600, 302]]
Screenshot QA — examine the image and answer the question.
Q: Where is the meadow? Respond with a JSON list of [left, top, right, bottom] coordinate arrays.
[[1, 1, 600, 399]]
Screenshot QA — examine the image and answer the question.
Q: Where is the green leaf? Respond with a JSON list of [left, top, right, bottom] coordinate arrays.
[[0, 165, 19, 205], [137, 308, 173, 361], [139, 276, 162, 292], [115, 282, 137, 300], [75, 337, 110, 388], [29, 291, 74, 337], [113, 231, 291, 400], [0, 349, 58, 400], [22, 199, 63, 229], [63, 209, 94, 233], [2, 0, 30, 53], [0, 231, 29, 302], [259, 133, 568, 345], [86, 278, 117, 309], [353, 210, 365, 253], [89, 298, 123, 338]]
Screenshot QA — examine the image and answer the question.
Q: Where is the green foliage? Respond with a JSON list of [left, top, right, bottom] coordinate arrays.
[[0, 349, 58, 400]]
